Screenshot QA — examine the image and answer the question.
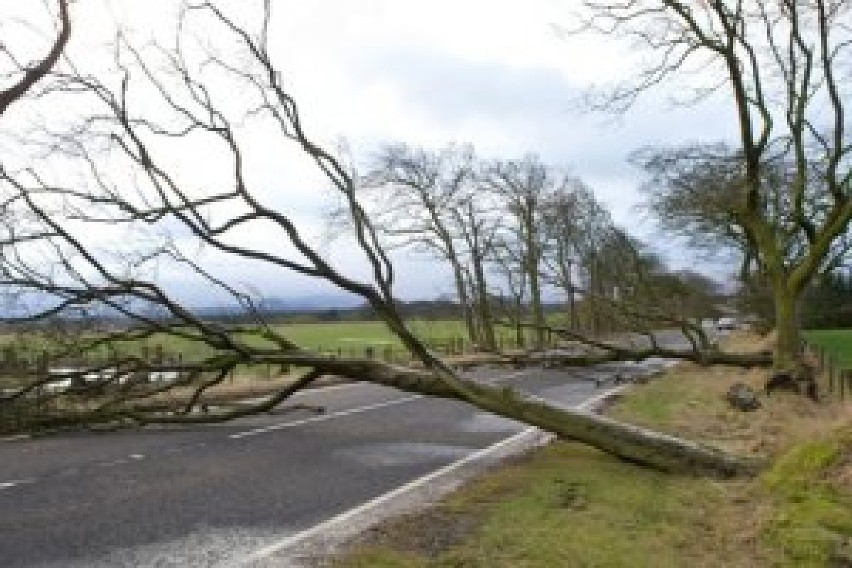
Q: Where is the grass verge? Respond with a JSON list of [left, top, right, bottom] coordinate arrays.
[[331, 332, 852, 567]]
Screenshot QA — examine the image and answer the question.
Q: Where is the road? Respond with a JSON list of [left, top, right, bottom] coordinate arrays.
[[0, 359, 668, 567]]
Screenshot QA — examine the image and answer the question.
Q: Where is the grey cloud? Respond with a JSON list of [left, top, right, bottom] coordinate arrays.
[[346, 47, 741, 285], [351, 48, 580, 123]]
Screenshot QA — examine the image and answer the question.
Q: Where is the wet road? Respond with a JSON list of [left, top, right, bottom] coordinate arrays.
[[0, 360, 667, 567]]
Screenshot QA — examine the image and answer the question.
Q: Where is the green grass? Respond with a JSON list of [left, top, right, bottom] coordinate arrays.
[[761, 429, 852, 567], [336, 443, 759, 568], [607, 369, 716, 425], [0, 319, 540, 384], [148, 319, 529, 359], [804, 329, 852, 367]]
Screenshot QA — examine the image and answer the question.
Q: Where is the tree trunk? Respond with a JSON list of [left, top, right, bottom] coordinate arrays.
[[773, 286, 801, 371], [463, 385, 762, 477], [265, 357, 764, 477], [514, 297, 525, 348], [527, 249, 545, 349], [450, 260, 478, 345], [472, 252, 496, 351]]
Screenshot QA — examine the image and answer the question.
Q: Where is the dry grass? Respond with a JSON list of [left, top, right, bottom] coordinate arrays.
[[610, 363, 852, 460]]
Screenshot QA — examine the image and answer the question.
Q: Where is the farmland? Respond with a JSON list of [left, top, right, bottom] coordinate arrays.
[[0, 318, 546, 387], [805, 329, 852, 368]]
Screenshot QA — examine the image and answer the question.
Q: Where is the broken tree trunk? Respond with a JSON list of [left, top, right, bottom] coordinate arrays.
[[261, 355, 764, 477]]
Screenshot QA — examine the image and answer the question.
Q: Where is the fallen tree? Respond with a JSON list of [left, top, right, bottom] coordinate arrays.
[[0, 0, 764, 476]]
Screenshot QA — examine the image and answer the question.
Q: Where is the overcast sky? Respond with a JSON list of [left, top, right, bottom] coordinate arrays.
[[4, 1, 741, 305]]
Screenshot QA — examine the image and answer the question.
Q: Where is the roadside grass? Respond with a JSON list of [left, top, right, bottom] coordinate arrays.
[[805, 328, 852, 368], [333, 332, 852, 567]]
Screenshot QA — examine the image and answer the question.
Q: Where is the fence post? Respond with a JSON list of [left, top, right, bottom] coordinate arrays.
[[828, 356, 836, 395], [39, 350, 49, 374], [846, 369, 852, 401]]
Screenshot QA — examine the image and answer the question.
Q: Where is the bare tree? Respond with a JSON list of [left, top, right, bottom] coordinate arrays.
[[540, 179, 589, 329], [358, 143, 481, 345], [447, 190, 502, 351], [538, 175, 642, 336], [580, 0, 852, 371], [359, 143, 504, 351], [483, 156, 557, 349], [0, 1, 766, 475], [0, 0, 70, 115], [634, 143, 852, 331]]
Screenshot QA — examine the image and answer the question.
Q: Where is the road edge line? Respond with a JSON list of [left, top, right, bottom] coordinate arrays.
[[237, 384, 626, 567], [0, 434, 31, 444], [236, 426, 549, 567], [228, 395, 423, 440]]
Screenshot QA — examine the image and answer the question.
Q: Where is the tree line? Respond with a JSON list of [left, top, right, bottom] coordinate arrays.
[[353, 144, 722, 351]]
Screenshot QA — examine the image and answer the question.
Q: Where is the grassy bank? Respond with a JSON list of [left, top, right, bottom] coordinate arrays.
[[333, 333, 852, 567]]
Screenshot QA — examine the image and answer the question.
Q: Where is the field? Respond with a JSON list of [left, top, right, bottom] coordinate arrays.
[[0, 319, 543, 386], [805, 329, 852, 368], [144, 319, 533, 360]]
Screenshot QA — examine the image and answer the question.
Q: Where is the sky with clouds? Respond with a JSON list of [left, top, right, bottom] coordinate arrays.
[[3, 1, 742, 305]]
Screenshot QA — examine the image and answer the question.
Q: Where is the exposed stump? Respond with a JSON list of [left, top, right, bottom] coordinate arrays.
[[726, 382, 761, 412], [764, 372, 800, 395], [765, 365, 819, 401]]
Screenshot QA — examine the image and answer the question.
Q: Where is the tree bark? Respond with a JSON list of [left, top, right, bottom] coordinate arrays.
[[525, 235, 546, 348], [261, 358, 764, 477], [449, 259, 478, 345], [471, 251, 496, 351], [773, 286, 801, 371]]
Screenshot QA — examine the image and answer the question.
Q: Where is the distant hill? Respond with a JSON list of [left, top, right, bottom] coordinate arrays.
[[190, 293, 365, 316]]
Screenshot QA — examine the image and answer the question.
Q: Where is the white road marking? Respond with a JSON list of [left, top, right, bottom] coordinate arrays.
[[233, 426, 543, 568], [0, 478, 35, 490], [0, 434, 30, 444], [292, 382, 362, 397], [577, 384, 631, 412], [228, 395, 424, 440], [482, 368, 536, 384], [129, 454, 145, 460], [228, 369, 536, 441]]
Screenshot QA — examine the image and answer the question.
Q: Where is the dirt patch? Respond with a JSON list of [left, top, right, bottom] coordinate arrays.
[[344, 508, 482, 559]]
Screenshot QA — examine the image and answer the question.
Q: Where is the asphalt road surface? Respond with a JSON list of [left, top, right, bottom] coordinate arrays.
[[0, 359, 669, 567]]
